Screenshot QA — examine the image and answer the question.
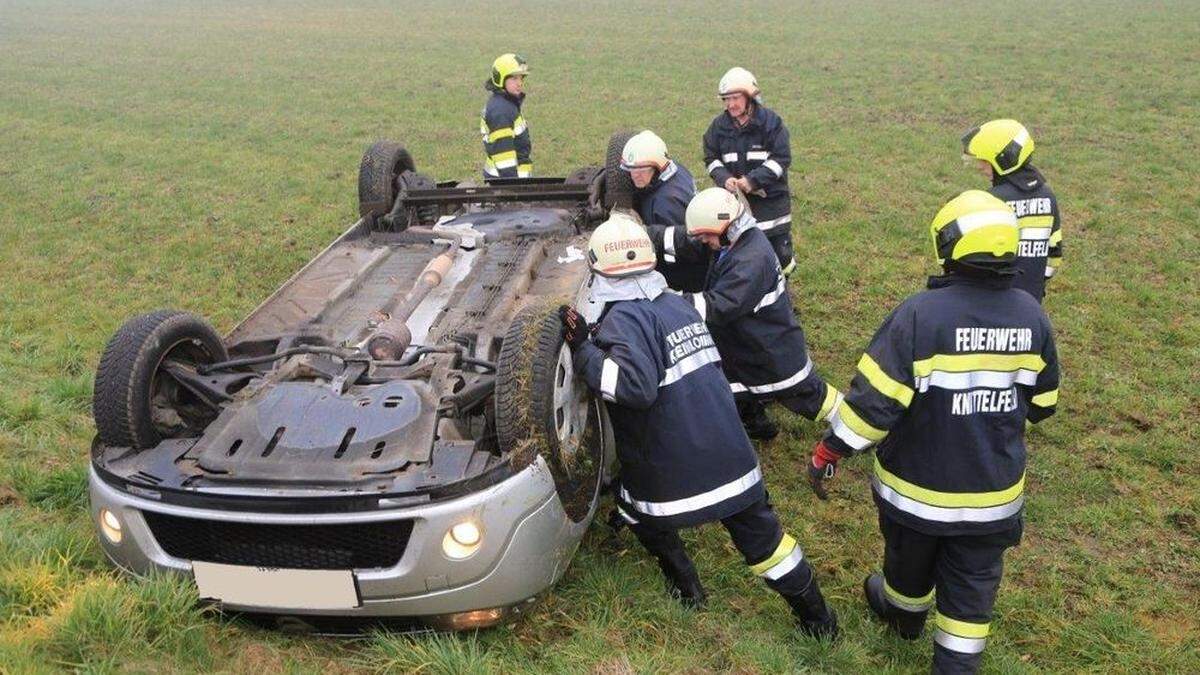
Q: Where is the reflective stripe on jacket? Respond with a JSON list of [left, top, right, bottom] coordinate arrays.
[[824, 274, 1060, 535], [702, 105, 792, 234], [480, 91, 531, 178], [573, 292, 764, 529]]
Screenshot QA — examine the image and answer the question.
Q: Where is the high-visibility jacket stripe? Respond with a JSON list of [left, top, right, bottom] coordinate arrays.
[[817, 387, 842, 422], [1018, 215, 1055, 228], [722, 152, 738, 162], [728, 357, 813, 395], [915, 368, 1039, 393], [937, 614, 990, 639], [707, 159, 724, 174], [489, 149, 517, 163], [837, 403, 887, 441], [750, 534, 796, 575], [745, 150, 770, 161], [600, 359, 619, 402], [754, 274, 787, 312], [762, 159, 784, 177], [935, 630, 987, 654], [872, 476, 1025, 523], [1031, 389, 1058, 407], [755, 214, 792, 230], [858, 353, 914, 407], [875, 458, 1024, 509], [912, 353, 1045, 378], [659, 346, 721, 387], [884, 580, 934, 611], [1049, 230, 1063, 247], [1020, 227, 1053, 241], [619, 465, 762, 518], [487, 127, 514, 142]]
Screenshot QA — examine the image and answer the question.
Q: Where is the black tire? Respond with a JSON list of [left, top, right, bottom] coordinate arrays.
[[93, 310, 228, 450], [564, 166, 603, 186], [358, 140, 416, 220], [495, 305, 603, 522], [603, 130, 637, 210]]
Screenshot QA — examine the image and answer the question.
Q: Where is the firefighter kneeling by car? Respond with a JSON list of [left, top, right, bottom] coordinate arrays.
[[558, 214, 838, 639], [807, 190, 1060, 674]]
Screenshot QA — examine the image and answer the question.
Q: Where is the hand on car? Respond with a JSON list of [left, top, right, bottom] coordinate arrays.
[[807, 440, 842, 500], [558, 305, 590, 349]]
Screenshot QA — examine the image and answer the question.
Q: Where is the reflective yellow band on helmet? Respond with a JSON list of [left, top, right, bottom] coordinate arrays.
[[874, 458, 1024, 508], [885, 580, 934, 611], [1031, 389, 1058, 407], [1018, 215, 1055, 228], [838, 403, 888, 442], [936, 614, 990, 639], [858, 354, 914, 407], [1048, 230, 1062, 247], [913, 353, 1045, 377], [487, 127, 514, 142]]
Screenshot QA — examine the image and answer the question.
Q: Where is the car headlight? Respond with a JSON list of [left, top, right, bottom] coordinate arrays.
[[99, 508, 123, 544], [442, 521, 482, 559]]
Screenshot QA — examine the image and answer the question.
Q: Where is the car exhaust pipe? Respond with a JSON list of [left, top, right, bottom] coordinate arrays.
[[366, 228, 461, 360]]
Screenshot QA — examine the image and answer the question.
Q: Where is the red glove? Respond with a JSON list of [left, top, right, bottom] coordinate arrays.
[[808, 440, 843, 500]]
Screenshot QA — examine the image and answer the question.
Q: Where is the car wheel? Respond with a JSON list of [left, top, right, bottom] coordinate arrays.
[[358, 140, 415, 221], [495, 305, 604, 522], [603, 130, 637, 210], [93, 310, 228, 450]]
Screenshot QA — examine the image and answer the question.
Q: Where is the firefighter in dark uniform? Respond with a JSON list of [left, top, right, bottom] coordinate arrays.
[[962, 119, 1062, 303], [670, 188, 842, 441], [702, 67, 796, 275], [559, 214, 838, 639], [806, 190, 1060, 674], [618, 130, 707, 292], [480, 53, 532, 180]]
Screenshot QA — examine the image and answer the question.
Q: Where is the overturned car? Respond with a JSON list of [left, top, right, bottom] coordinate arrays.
[[88, 135, 638, 630]]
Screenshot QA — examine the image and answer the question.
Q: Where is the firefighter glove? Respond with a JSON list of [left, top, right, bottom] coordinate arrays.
[[808, 440, 842, 500], [558, 305, 590, 350]]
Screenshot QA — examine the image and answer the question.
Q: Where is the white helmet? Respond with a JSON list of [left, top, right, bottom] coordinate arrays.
[[587, 213, 657, 277], [620, 130, 670, 172], [718, 67, 761, 101], [686, 187, 745, 236]]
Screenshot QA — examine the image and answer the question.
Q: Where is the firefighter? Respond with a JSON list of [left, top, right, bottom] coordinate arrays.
[[480, 53, 532, 180], [962, 119, 1062, 303], [702, 67, 796, 275], [619, 130, 706, 292], [665, 187, 841, 441], [559, 214, 837, 639], [806, 190, 1060, 674]]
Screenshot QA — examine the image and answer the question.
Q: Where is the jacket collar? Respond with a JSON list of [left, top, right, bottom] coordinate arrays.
[[588, 270, 669, 304], [495, 90, 525, 107], [927, 272, 1017, 291], [726, 210, 757, 245]]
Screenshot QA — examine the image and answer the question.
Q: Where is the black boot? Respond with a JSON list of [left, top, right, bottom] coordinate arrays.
[[654, 548, 707, 609], [784, 576, 839, 639], [739, 399, 779, 441], [863, 573, 925, 640]]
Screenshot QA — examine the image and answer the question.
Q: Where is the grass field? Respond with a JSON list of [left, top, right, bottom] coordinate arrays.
[[2, 0, 1198, 672]]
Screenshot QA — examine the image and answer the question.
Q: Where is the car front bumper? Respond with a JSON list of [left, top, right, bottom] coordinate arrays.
[[88, 457, 591, 619]]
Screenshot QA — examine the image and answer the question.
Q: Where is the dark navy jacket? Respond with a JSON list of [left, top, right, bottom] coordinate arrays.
[[989, 165, 1061, 303], [703, 105, 793, 236], [573, 292, 764, 529], [679, 221, 813, 397], [480, 90, 531, 178], [635, 161, 707, 292], [824, 274, 1060, 536]]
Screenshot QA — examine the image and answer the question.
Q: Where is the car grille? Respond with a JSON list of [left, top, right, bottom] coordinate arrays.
[[142, 511, 413, 570]]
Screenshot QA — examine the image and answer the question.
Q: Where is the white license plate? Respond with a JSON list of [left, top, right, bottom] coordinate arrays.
[[192, 561, 360, 610]]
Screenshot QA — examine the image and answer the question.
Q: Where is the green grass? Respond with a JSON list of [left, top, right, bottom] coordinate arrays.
[[2, 0, 1198, 672]]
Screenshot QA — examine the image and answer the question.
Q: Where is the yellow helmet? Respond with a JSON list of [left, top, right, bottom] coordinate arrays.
[[961, 119, 1034, 176], [930, 190, 1018, 266], [620, 130, 670, 172], [490, 53, 530, 89], [686, 187, 744, 236], [587, 213, 657, 278]]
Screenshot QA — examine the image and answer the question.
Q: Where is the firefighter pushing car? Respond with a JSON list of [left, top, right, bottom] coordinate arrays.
[[559, 214, 838, 639], [807, 190, 1060, 673]]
